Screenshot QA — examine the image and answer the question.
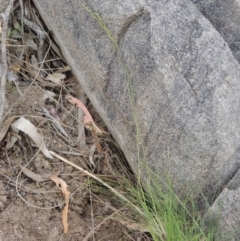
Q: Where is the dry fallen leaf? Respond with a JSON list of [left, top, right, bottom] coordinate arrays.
[[24, 33, 37, 50], [7, 70, 18, 82], [30, 54, 40, 71], [6, 125, 19, 149], [50, 107, 61, 121], [46, 72, 66, 84], [18, 164, 47, 182], [66, 95, 103, 135], [10, 59, 23, 73], [11, 117, 53, 159], [50, 175, 70, 234], [13, 18, 20, 30], [43, 90, 56, 102], [55, 65, 71, 73], [89, 143, 96, 166], [10, 29, 21, 39], [0, 118, 16, 143], [7, 70, 22, 96]]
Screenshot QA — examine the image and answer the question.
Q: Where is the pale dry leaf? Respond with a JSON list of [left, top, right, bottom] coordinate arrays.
[[50, 107, 61, 121], [50, 175, 70, 234], [10, 29, 21, 39], [43, 90, 56, 102], [6, 125, 19, 149], [24, 4, 30, 18], [30, 55, 39, 69], [13, 19, 20, 30], [66, 95, 103, 135], [89, 143, 96, 166], [23, 18, 45, 39], [7, 70, 22, 96], [55, 65, 71, 73], [19, 165, 47, 182], [11, 117, 53, 159], [46, 73, 66, 84], [7, 70, 18, 82], [24, 33, 37, 50], [6, 134, 19, 149], [103, 201, 111, 213], [10, 59, 24, 73]]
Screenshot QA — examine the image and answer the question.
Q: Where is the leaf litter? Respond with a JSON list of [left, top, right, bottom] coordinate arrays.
[[50, 175, 70, 234], [11, 116, 53, 159], [0, 1, 150, 240]]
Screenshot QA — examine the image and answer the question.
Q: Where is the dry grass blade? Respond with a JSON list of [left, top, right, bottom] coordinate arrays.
[[55, 65, 71, 73], [112, 217, 148, 233]]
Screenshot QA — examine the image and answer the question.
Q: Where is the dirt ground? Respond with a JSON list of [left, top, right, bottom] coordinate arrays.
[[0, 84, 144, 241], [0, 1, 150, 240]]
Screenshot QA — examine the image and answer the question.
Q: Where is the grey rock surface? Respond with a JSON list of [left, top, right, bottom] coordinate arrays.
[[33, 1, 240, 237], [204, 169, 240, 241], [192, 0, 240, 62]]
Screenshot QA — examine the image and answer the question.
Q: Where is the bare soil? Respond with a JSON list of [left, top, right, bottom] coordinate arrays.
[[0, 83, 142, 241], [0, 1, 149, 240]]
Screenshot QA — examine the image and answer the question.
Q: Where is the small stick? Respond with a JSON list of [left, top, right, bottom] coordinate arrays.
[[0, 0, 15, 126]]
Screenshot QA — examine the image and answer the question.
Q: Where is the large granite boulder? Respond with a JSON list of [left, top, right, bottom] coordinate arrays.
[[33, 0, 240, 236], [192, 0, 240, 62], [204, 169, 240, 241]]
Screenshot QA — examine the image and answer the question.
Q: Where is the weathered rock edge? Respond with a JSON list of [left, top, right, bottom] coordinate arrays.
[[33, 0, 240, 203], [204, 169, 240, 241], [192, 0, 240, 63]]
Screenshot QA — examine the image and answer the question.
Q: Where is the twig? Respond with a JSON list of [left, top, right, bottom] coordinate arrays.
[[76, 91, 87, 148], [0, 0, 15, 127], [88, 183, 95, 241]]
